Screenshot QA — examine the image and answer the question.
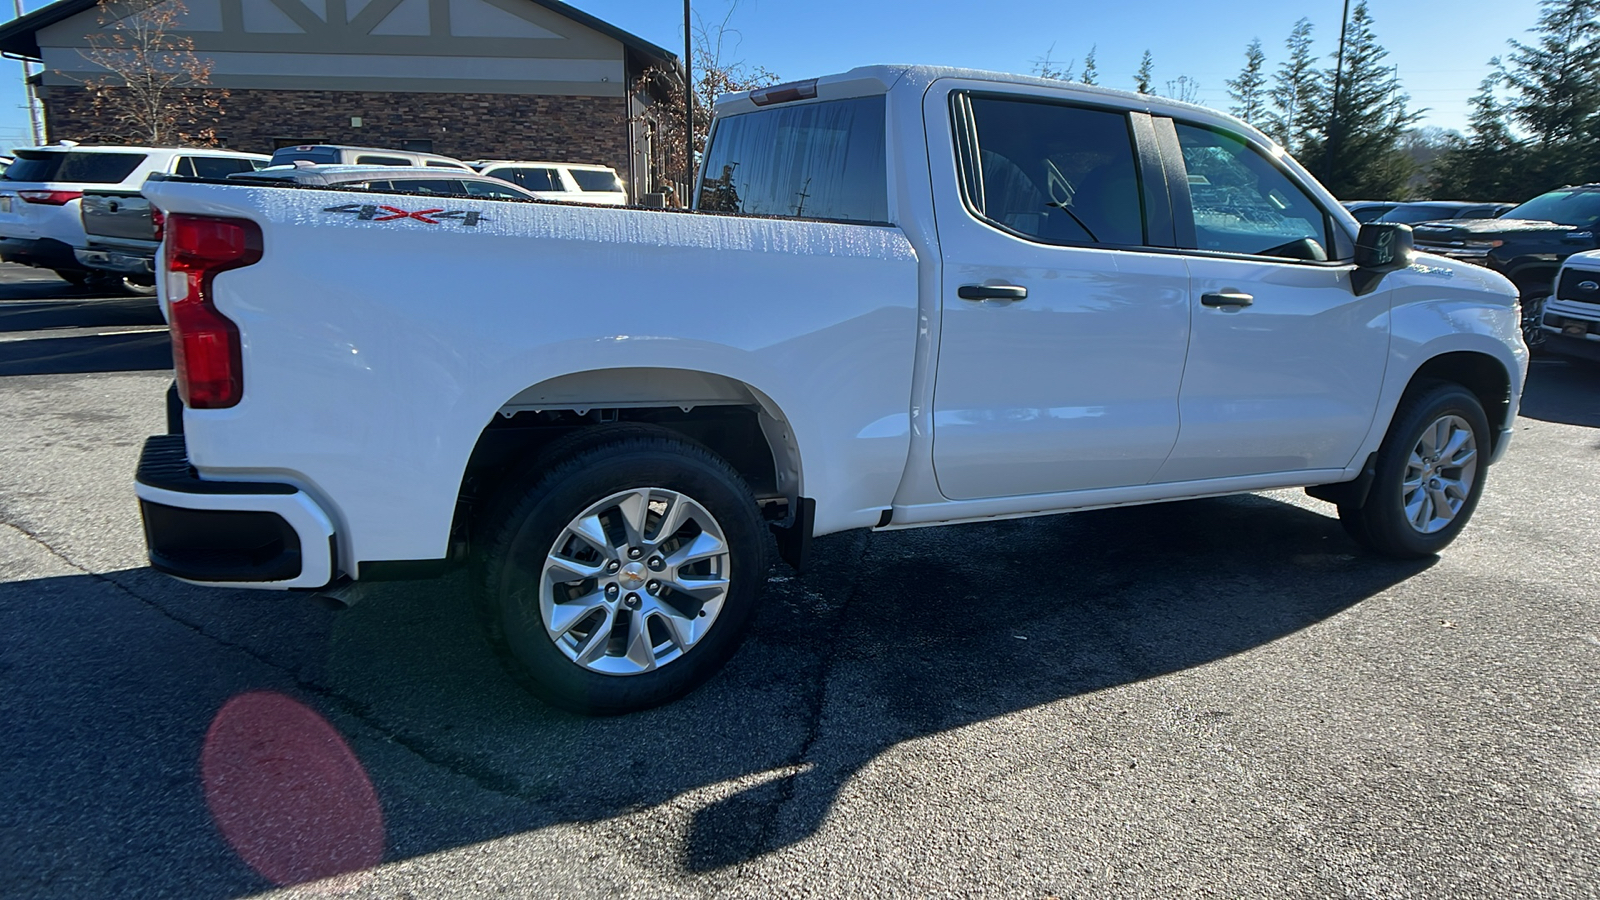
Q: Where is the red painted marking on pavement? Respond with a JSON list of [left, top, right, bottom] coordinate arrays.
[[201, 691, 384, 886]]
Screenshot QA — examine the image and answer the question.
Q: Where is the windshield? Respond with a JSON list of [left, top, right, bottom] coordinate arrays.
[[1503, 189, 1600, 227], [1375, 205, 1461, 224]]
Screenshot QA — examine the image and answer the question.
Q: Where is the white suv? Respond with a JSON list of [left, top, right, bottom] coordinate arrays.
[[1540, 250, 1600, 362], [0, 143, 268, 285], [471, 160, 628, 205]]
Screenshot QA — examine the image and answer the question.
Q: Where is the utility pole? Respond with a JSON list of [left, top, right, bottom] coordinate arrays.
[[1323, 0, 1351, 185], [683, 0, 693, 202], [13, 0, 42, 145]]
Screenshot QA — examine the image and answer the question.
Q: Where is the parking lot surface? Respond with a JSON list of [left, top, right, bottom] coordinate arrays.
[[1, 263, 1597, 898]]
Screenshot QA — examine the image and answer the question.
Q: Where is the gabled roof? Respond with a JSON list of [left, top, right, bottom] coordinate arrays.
[[0, 0, 679, 72]]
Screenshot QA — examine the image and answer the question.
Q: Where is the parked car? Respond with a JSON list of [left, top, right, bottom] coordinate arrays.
[[1539, 249, 1600, 363], [0, 143, 268, 287], [267, 144, 472, 170], [135, 65, 1526, 715], [1372, 201, 1515, 224], [226, 164, 540, 198], [80, 165, 535, 291], [1410, 183, 1600, 347], [471, 160, 629, 205]]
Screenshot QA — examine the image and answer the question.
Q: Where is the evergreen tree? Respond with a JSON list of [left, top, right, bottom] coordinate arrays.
[[1032, 45, 1074, 81], [1300, 1, 1421, 198], [1134, 50, 1154, 94], [1227, 38, 1269, 124], [1431, 65, 1523, 199], [1080, 46, 1099, 85], [1503, 0, 1600, 146], [1263, 18, 1320, 153]]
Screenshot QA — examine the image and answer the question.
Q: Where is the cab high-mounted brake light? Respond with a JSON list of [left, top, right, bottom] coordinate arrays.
[[166, 214, 262, 409], [749, 79, 818, 106], [17, 190, 82, 205]]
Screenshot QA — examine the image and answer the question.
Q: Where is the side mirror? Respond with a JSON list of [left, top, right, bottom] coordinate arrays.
[[1352, 222, 1414, 295]]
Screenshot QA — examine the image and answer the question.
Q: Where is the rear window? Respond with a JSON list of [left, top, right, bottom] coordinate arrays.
[[355, 155, 411, 167], [2, 152, 64, 182], [697, 95, 887, 223], [269, 147, 339, 166], [3, 150, 145, 184], [385, 178, 468, 195], [490, 167, 561, 191], [570, 169, 623, 192]]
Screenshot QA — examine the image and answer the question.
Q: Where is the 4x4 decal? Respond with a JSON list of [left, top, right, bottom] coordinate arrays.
[[324, 203, 485, 227]]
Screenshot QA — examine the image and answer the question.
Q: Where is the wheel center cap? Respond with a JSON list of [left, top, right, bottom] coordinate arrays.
[[618, 562, 648, 591]]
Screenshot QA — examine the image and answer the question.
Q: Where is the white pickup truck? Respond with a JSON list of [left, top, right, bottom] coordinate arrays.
[[135, 66, 1527, 714]]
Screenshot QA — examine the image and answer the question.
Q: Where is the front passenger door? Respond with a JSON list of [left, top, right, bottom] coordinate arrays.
[[1152, 121, 1389, 483]]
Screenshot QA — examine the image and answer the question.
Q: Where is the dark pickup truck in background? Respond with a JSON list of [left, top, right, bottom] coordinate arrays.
[[1410, 183, 1600, 347]]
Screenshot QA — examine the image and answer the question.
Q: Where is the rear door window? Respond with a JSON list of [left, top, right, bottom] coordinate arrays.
[[570, 169, 623, 192], [492, 167, 561, 191], [957, 96, 1145, 246], [697, 95, 887, 223]]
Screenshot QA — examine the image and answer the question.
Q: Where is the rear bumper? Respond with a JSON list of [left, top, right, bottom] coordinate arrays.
[[134, 434, 337, 590], [0, 236, 80, 270], [75, 246, 154, 275]]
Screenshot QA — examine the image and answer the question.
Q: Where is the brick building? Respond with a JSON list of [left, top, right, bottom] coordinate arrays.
[[0, 0, 684, 198]]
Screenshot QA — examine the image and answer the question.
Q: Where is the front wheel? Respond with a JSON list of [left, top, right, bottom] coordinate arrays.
[[476, 429, 767, 714], [1520, 293, 1548, 353], [1339, 383, 1491, 558]]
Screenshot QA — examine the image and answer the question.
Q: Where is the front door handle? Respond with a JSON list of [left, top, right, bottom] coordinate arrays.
[[958, 284, 1028, 302], [1201, 291, 1254, 308]]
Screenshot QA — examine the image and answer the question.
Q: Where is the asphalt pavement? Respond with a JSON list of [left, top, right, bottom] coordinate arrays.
[[0, 262, 1596, 899]]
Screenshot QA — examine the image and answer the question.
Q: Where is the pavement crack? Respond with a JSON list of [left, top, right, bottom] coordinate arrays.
[[741, 530, 874, 865]]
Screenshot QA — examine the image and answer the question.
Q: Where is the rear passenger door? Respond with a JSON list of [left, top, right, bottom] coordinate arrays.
[[926, 84, 1192, 500], [1150, 119, 1387, 483]]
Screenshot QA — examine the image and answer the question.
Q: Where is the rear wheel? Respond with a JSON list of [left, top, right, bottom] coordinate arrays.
[[1339, 382, 1490, 558], [476, 429, 766, 714]]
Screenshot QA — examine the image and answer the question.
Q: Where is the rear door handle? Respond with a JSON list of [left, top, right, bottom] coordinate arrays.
[[1201, 291, 1254, 308], [958, 284, 1028, 302]]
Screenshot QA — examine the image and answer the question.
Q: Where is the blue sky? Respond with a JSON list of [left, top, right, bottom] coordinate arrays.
[[0, 0, 1545, 151]]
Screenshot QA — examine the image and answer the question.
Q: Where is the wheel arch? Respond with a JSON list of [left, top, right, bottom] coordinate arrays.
[[1403, 350, 1515, 454], [452, 367, 805, 554]]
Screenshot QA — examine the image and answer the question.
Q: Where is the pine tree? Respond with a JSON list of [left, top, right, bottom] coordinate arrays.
[[1431, 64, 1523, 199], [1263, 18, 1320, 153], [1080, 46, 1099, 85], [1300, 1, 1421, 198], [1502, 0, 1600, 146], [1134, 50, 1154, 94], [1032, 44, 1074, 81], [1227, 38, 1269, 124]]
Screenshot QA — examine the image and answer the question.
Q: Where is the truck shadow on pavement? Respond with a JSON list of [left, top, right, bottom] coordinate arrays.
[[1, 491, 1434, 895], [0, 291, 170, 375], [1519, 357, 1600, 428]]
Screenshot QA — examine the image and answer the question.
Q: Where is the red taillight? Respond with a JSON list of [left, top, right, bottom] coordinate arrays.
[[150, 205, 166, 243], [17, 189, 82, 205], [166, 214, 262, 409]]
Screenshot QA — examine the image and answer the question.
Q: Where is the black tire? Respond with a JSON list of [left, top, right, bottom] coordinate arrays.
[[51, 268, 90, 287], [1339, 382, 1491, 559], [476, 427, 767, 715], [1520, 293, 1548, 354]]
